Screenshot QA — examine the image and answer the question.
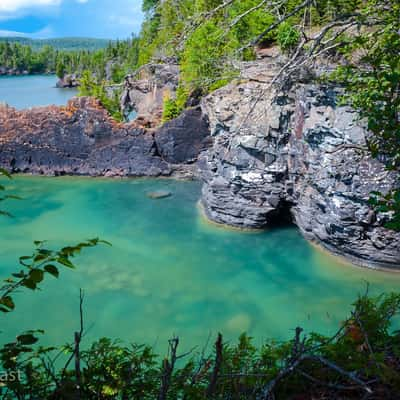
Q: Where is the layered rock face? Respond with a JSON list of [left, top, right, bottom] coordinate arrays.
[[121, 63, 179, 124], [0, 97, 210, 177], [200, 59, 400, 269]]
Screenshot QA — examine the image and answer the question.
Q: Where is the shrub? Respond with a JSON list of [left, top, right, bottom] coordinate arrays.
[[276, 22, 300, 52], [162, 91, 180, 122]]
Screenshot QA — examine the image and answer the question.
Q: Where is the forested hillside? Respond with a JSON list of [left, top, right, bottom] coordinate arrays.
[[0, 38, 140, 81], [0, 37, 111, 51], [137, 0, 360, 91]]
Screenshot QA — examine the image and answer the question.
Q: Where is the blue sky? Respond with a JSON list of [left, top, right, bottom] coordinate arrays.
[[0, 0, 144, 39]]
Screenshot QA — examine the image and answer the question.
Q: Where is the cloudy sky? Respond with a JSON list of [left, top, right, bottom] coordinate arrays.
[[0, 0, 144, 39]]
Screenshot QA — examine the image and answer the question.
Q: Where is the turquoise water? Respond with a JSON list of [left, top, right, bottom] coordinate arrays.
[[1, 176, 400, 354], [0, 75, 77, 109]]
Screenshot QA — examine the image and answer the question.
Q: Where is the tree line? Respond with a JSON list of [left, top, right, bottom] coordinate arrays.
[[0, 38, 140, 82]]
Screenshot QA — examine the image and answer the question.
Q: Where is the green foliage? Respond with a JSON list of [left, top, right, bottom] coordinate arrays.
[[276, 22, 300, 52], [0, 238, 109, 313], [142, 0, 160, 13], [181, 21, 239, 91], [0, 37, 111, 51], [0, 168, 21, 218], [0, 37, 139, 81], [55, 61, 66, 79], [370, 190, 400, 231], [228, 0, 275, 46], [1, 291, 400, 399], [78, 70, 124, 121], [162, 93, 181, 123], [330, 0, 400, 230]]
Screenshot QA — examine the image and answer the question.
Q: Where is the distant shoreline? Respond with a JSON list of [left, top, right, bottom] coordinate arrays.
[[0, 68, 55, 77]]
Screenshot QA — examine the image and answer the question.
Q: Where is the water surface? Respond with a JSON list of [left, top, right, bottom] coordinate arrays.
[[0, 177, 399, 354], [0, 75, 77, 109]]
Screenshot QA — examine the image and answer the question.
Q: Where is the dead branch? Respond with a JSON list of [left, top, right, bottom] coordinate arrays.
[[206, 333, 223, 398], [59, 289, 84, 398], [74, 289, 84, 399], [158, 337, 180, 400], [258, 327, 373, 400]]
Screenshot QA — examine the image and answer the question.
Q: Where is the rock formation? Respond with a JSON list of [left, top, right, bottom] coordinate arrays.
[[0, 97, 210, 178], [56, 74, 80, 88], [120, 63, 179, 124], [199, 58, 400, 269], [0, 57, 398, 270]]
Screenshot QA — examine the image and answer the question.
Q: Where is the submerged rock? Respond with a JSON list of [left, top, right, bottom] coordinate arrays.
[[199, 58, 400, 270], [147, 190, 172, 199]]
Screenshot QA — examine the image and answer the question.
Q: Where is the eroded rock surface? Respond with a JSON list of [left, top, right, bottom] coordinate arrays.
[[121, 63, 179, 124], [200, 59, 400, 269], [0, 97, 210, 178]]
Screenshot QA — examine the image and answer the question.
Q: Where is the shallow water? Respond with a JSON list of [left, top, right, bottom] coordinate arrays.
[[0, 75, 77, 109], [0, 176, 399, 354]]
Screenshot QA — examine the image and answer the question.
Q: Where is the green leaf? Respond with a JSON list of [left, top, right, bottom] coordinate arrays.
[[0, 168, 11, 178], [57, 257, 75, 269], [44, 264, 59, 278], [29, 269, 44, 284], [0, 296, 15, 311], [22, 279, 37, 290], [17, 334, 38, 345]]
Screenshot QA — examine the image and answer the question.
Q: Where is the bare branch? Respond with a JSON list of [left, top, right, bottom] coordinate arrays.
[[206, 333, 223, 398]]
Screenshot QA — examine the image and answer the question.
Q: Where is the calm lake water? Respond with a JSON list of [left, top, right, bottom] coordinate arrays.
[[1, 177, 399, 354], [0, 75, 77, 109]]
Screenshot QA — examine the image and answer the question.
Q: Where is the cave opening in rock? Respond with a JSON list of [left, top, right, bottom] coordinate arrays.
[[266, 200, 295, 228]]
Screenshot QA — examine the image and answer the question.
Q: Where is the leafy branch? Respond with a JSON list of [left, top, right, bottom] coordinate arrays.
[[0, 238, 110, 314]]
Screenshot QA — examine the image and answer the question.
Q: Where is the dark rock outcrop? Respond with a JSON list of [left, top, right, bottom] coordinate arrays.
[[0, 97, 211, 178], [199, 59, 400, 270], [155, 107, 211, 164], [56, 74, 79, 88]]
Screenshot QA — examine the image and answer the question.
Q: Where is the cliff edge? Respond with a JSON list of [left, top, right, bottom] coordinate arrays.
[[199, 58, 400, 269]]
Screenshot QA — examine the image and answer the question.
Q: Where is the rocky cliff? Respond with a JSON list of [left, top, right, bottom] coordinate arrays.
[[121, 63, 180, 124], [0, 97, 210, 178], [199, 58, 400, 270], [0, 57, 398, 270]]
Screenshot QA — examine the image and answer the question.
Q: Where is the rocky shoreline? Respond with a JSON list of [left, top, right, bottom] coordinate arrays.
[[0, 97, 210, 178], [0, 57, 398, 270]]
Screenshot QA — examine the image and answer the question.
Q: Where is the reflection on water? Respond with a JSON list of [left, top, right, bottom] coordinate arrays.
[[0, 176, 399, 353], [0, 75, 77, 109]]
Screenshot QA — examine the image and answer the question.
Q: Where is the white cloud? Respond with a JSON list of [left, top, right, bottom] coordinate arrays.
[[0, 0, 61, 13], [0, 25, 54, 38], [0, 29, 27, 37]]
